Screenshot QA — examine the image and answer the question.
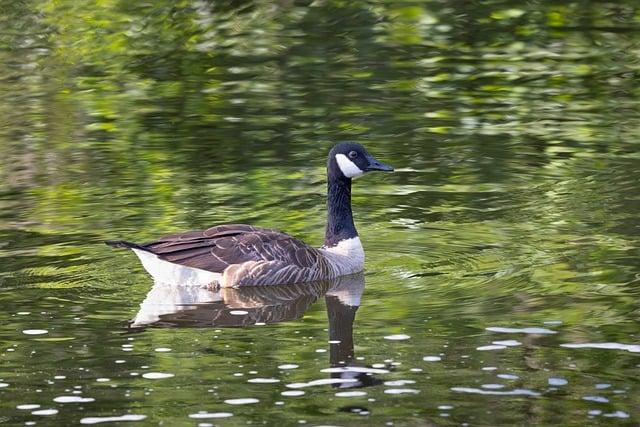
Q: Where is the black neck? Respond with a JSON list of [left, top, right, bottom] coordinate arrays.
[[324, 173, 358, 247]]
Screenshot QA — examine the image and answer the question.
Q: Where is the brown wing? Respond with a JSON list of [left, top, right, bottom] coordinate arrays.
[[139, 224, 324, 274]]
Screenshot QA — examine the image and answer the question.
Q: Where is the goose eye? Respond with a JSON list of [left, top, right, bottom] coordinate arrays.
[[348, 151, 358, 159]]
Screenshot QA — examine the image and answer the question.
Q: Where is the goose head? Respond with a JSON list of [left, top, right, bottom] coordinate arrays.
[[328, 142, 394, 180]]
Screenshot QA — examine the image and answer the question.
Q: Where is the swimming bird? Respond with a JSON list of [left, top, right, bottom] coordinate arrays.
[[106, 142, 393, 287]]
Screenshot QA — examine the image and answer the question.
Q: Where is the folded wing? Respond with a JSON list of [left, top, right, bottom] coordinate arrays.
[[137, 224, 331, 286]]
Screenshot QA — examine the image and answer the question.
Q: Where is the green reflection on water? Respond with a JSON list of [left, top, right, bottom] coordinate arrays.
[[1, 0, 639, 425]]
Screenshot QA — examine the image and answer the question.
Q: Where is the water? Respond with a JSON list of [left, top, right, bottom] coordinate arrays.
[[1, 0, 640, 425]]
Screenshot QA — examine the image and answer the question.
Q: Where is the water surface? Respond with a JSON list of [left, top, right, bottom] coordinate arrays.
[[1, 0, 639, 425]]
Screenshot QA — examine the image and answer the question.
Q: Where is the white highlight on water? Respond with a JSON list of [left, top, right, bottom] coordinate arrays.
[[560, 342, 640, 353], [17, 404, 40, 410], [286, 378, 357, 389], [322, 366, 389, 374], [384, 334, 411, 341], [481, 384, 504, 389], [486, 326, 556, 334], [548, 377, 568, 386], [247, 378, 280, 384], [335, 391, 367, 397], [384, 380, 415, 386], [23, 329, 48, 335], [80, 415, 147, 424], [54, 396, 95, 403], [452, 387, 540, 397], [32, 409, 59, 416], [492, 340, 522, 347], [188, 412, 233, 419], [384, 388, 419, 394], [603, 411, 630, 418], [142, 373, 174, 379], [224, 398, 259, 405], [477, 345, 506, 351], [582, 395, 609, 403], [278, 364, 298, 370], [497, 374, 519, 380]]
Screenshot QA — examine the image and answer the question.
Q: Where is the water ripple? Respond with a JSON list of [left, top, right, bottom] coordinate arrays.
[[452, 387, 540, 397]]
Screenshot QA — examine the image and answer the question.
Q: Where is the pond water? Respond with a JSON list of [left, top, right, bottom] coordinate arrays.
[[1, 0, 640, 425]]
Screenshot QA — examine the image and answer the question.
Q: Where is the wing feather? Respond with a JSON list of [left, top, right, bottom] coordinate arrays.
[[136, 224, 328, 284]]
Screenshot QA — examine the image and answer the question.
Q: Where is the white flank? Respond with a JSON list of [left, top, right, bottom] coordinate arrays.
[[321, 237, 365, 277], [335, 154, 364, 178], [132, 248, 220, 287]]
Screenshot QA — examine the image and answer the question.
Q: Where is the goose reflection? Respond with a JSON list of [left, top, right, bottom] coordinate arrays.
[[130, 273, 381, 389]]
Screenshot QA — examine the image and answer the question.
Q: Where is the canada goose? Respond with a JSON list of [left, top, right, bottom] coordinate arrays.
[[106, 142, 393, 287]]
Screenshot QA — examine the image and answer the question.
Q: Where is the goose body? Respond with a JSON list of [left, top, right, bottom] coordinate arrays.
[[106, 143, 392, 287]]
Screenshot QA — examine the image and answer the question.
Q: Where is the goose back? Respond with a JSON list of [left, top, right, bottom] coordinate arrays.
[[133, 224, 339, 287]]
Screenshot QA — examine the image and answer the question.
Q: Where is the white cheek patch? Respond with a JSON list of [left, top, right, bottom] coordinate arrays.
[[335, 154, 364, 178]]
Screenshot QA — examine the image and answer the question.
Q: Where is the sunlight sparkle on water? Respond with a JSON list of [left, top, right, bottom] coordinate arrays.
[[224, 398, 259, 405], [560, 342, 640, 353], [278, 364, 298, 370], [188, 412, 233, 419], [492, 340, 522, 347], [287, 379, 357, 388], [335, 391, 367, 397], [452, 387, 540, 397], [384, 334, 411, 341], [384, 380, 416, 386], [384, 388, 420, 394], [17, 404, 40, 410], [80, 415, 147, 424], [486, 327, 557, 335], [477, 345, 506, 351], [497, 374, 519, 380], [142, 373, 174, 379], [23, 329, 48, 335], [32, 409, 59, 416], [54, 396, 95, 403], [247, 378, 280, 384], [549, 378, 568, 386]]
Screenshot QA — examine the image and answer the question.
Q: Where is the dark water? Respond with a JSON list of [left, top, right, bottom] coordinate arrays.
[[1, 0, 640, 425]]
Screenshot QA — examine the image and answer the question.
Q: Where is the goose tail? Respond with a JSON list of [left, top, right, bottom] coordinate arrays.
[[105, 240, 146, 250]]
